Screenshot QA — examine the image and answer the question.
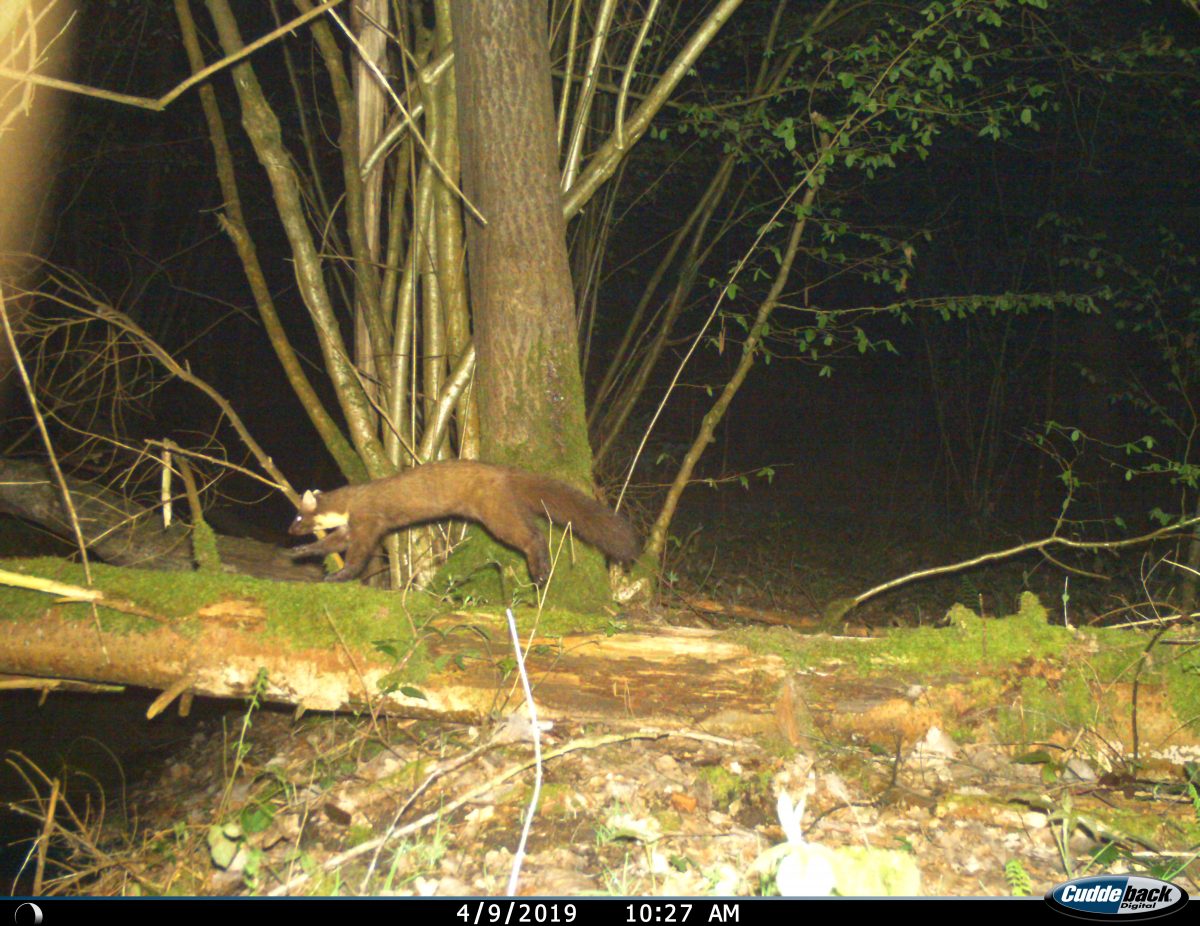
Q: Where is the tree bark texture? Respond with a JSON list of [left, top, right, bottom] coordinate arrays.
[[449, 0, 592, 478]]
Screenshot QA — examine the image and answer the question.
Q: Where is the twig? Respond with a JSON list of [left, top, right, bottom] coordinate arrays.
[[615, 0, 660, 150], [843, 515, 1200, 612], [146, 673, 198, 720], [143, 440, 281, 492], [416, 343, 476, 462], [71, 300, 294, 502], [358, 735, 496, 893], [561, 0, 617, 190], [159, 445, 173, 527], [269, 730, 688, 896], [0, 298, 91, 584], [0, 567, 166, 622], [324, 5, 481, 224], [32, 776, 59, 895], [0, 294, 110, 659], [162, 439, 203, 527], [0, 1, 346, 111], [504, 607, 544, 896], [0, 567, 101, 601]]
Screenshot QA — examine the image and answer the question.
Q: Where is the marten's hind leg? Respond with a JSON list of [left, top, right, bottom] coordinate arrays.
[[486, 512, 551, 586]]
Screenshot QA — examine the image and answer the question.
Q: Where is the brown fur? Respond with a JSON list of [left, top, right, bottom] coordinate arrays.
[[287, 461, 640, 584]]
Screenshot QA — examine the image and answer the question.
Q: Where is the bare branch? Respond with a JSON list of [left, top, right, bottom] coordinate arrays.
[[838, 516, 1200, 616], [0, 0, 347, 111]]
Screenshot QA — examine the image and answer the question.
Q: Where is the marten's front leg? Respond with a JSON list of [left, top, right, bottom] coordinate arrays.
[[288, 526, 349, 559], [323, 526, 383, 581]]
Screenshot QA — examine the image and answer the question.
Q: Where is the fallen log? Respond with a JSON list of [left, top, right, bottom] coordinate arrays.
[[0, 456, 319, 581], [0, 560, 789, 731]]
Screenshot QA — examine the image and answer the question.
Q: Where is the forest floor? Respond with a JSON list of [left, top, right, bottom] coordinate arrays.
[[4, 480, 1199, 898]]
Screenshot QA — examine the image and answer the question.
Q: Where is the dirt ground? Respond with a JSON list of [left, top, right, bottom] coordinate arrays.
[[55, 664, 1196, 897], [6, 482, 1200, 897]]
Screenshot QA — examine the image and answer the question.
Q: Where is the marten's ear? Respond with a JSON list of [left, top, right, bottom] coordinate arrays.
[[300, 489, 319, 512]]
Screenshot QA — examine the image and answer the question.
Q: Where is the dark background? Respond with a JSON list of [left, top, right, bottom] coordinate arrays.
[[1, 0, 1199, 893]]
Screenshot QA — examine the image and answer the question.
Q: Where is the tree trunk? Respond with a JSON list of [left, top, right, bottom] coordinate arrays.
[[449, 0, 592, 481], [448, 0, 618, 601]]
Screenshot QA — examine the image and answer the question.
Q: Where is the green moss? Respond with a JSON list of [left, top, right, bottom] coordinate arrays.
[[525, 781, 576, 816], [1075, 628, 1200, 725], [0, 556, 438, 648], [885, 591, 1068, 672], [1164, 645, 1200, 722], [191, 519, 222, 573], [822, 844, 923, 896], [696, 766, 741, 809], [436, 522, 618, 611], [695, 765, 771, 810], [1014, 590, 1049, 624], [1102, 807, 1194, 847], [435, 530, 540, 605], [478, 348, 621, 613], [0, 556, 631, 698], [1, 557, 207, 631], [758, 592, 1189, 720], [735, 593, 1200, 748], [759, 735, 801, 760], [820, 596, 857, 629], [996, 677, 1056, 744], [737, 592, 1076, 679]]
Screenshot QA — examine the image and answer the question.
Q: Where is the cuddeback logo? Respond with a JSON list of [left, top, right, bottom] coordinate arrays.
[[1045, 875, 1188, 920]]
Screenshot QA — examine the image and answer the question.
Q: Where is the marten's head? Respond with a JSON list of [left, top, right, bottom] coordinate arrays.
[[289, 489, 350, 536]]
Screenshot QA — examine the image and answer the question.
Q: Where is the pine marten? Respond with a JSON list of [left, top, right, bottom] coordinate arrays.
[[287, 460, 640, 584]]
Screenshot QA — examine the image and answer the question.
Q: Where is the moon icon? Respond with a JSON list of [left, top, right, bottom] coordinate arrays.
[[14, 903, 43, 925]]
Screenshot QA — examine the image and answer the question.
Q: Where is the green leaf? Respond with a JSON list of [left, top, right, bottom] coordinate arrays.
[[207, 824, 243, 870], [240, 803, 275, 835]]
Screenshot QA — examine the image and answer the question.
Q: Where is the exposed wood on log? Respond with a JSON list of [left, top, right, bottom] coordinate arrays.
[[0, 591, 788, 729]]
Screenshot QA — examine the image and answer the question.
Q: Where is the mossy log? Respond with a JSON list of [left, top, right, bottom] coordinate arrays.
[[0, 559, 789, 729]]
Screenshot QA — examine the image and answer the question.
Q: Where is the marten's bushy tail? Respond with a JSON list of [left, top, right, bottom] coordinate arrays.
[[514, 474, 640, 563]]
